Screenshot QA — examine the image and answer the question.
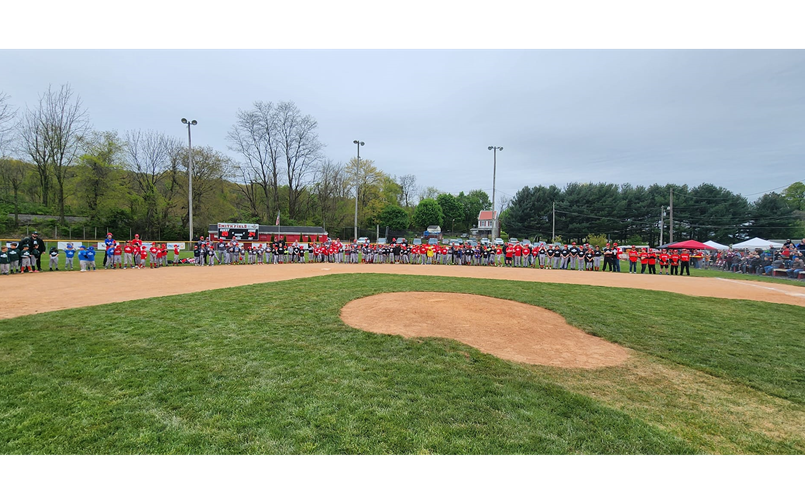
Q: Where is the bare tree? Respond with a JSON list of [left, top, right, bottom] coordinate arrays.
[[312, 158, 350, 230], [418, 185, 441, 202], [178, 146, 230, 229], [18, 84, 91, 222], [18, 97, 52, 206], [228, 159, 260, 219], [397, 174, 417, 208], [227, 102, 282, 221], [276, 101, 323, 220], [125, 129, 181, 235], [0, 92, 16, 157]]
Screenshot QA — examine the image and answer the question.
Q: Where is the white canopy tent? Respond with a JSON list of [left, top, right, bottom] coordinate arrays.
[[703, 240, 729, 251], [732, 237, 780, 249]]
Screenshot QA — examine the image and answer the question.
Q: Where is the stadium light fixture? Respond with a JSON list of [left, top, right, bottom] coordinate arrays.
[[353, 140, 364, 242], [182, 118, 198, 242]]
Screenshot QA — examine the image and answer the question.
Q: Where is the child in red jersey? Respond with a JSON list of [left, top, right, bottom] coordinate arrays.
[[669, 250, 681, 275], [149, 243, 159, 269], [659, 249, 670, 274], [639, 248, 649, 274], [139, 246, 148, 269], [627, 246, 639, 274]]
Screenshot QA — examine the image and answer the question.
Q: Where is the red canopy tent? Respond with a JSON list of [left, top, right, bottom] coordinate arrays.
[[666, 240, 716, 250]]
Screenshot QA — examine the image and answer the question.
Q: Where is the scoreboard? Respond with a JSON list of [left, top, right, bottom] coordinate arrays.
[[217, 223, 259, 241]]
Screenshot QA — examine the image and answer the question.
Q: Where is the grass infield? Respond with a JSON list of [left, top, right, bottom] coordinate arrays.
[[1, 274, 803, 454]]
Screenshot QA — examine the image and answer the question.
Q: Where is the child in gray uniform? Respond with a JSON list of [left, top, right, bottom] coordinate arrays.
[[0, 244, 9, 275], [48, 246, 60, 270]]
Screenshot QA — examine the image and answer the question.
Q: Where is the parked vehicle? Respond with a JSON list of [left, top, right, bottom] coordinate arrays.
[[357, 237, 370, 244], [467, 239, 478, 247], [522, 239, 532, 246], [494, 238, 504, 245], [377, 238, 387, 245], [427, 238, 439, 245], [413, 238, 422, 245], [508, 238, 519, 243], [480, 238, 490, 245]]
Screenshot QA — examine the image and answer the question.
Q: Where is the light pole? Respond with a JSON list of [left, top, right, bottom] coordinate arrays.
[[488, 146, 503, 239], [182, 118, 197, 242], [353, 140, 364, 242]]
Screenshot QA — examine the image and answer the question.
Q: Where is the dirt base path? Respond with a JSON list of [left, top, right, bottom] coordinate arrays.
[[2, 264, 804, 320]]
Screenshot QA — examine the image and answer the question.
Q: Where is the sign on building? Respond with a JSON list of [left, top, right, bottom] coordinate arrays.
[[217, 223, 259, 241]]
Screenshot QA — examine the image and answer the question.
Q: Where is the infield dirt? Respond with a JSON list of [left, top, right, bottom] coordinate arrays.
[[0, 263, 805, 368], [2, 263, 804, 320]]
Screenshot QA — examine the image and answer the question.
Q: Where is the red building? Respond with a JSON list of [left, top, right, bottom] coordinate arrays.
[[208, 223, 328, 243]]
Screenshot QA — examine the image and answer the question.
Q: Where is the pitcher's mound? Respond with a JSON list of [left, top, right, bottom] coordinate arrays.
[[340, 292, 629, 369]]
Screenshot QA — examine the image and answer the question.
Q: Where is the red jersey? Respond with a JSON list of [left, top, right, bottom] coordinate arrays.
[[505, 246, 514, 258], [680, 253, 690, 262], [648, 252, 656, 265], [659, 253, 670, 264], [113, 246, 122, 256], [174, 246, 180, 255], [514, 246, 522, 257], [628, 250, 638, 262], [670, 254, 680, 265], [639, 251, 648, 263], [123, 245, 133, 254]]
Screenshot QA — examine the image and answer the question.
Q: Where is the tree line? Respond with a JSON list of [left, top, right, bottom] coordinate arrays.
[[500, 182, 805, 245]]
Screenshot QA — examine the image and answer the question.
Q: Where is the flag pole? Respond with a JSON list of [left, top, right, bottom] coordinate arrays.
[[276, 211, 281, 245]]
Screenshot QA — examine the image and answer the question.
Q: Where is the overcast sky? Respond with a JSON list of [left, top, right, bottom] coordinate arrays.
[[2, 49, 804, 208]]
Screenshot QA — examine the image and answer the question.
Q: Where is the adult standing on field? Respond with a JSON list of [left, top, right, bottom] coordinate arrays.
[[18, 231, 45, 272]]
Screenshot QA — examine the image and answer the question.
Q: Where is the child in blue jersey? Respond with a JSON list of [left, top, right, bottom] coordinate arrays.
[[78, 245, 89, 272], [105, 243, 116, 269], [86, 246, 97, 271], [64, 244, 76, 270]]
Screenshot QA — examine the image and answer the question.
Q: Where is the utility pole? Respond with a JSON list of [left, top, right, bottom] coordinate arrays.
[[660, 206, 664, 247], [552, 202, 555, 242], [488, 146, 503, 239], [669, 188, 674, 244]]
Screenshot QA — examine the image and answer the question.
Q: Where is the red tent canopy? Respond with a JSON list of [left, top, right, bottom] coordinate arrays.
[[666, 240, 716, 250]]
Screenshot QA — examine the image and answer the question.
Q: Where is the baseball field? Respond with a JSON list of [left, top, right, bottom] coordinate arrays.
[[1, 264, 803, 454]]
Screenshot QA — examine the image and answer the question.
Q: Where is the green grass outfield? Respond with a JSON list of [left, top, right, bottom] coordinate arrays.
[[1, 274, 803, 454]]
